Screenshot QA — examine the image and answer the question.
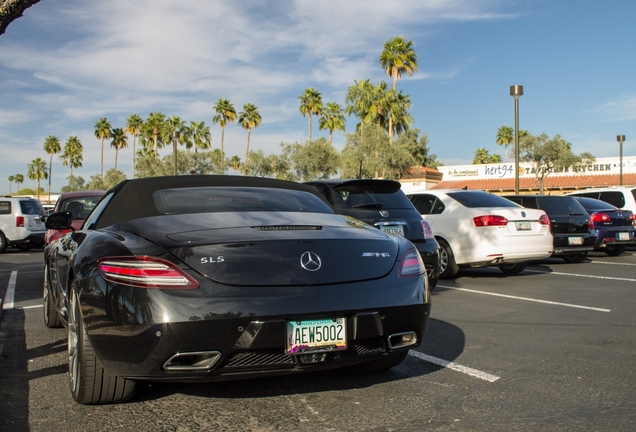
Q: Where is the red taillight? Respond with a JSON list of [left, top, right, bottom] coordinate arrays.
[[588, 218, 594, 231], [97, 256, 199, 289], [538, 214, 551, 227], [590, 213, 611, 223], [421, 219, 434, 239], [16, 216, 25, 227], [473, 215, 508, 227], [399, 248, 425, 278]]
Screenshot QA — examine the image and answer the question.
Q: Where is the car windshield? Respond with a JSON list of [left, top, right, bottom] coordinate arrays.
[[447, 191, 520, 208], [153, 187, 333, 214]]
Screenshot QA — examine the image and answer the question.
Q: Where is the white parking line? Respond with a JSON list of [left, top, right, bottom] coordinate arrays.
[[2, 271, 17, 310], [586, 260, 636, 266], [439, 285, 611, 312], [525, 269, 636, 283], [409, 351, 500, 382]]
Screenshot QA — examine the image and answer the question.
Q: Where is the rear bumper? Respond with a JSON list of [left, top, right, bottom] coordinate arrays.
[[9, 232, 44, 247]]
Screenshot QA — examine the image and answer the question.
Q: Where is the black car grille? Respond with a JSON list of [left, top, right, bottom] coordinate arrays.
[[220, 338, 385, 369]]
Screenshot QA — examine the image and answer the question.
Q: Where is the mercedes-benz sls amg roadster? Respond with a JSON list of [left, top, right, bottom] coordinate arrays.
[[43, 175, 431, 404]]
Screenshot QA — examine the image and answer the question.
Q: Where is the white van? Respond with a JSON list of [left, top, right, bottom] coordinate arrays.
[[566, 186, 636, 213]]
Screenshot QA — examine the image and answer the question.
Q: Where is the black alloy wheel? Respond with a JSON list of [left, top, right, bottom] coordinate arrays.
[[437, 239, 459, 279]]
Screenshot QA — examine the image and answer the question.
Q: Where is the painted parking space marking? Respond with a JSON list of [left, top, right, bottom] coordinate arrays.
[[439, 285, 611, 313], [2, 271, 17, 310], [525, 269, 636, 283], [409, 351, 500, 382]]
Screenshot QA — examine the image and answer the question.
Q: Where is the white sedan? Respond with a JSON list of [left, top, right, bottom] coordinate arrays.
[[407, 189, 554, 279]]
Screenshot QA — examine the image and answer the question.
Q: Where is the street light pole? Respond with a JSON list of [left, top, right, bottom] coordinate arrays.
[[510, 85, 523, 194], [617, 135, 625, 186]]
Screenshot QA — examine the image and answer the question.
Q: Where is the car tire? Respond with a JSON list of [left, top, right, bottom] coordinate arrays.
[[498, 262, 527, 274], [428, 276, 439, 291], [68, 286, 136, 405], [43, 264, 62, 328], [356, 351, 409, 372], [605, 245, 626, 256], [562, 252, 587, 263], [0, 231, 7, 253], [437, 239, 459, 279]]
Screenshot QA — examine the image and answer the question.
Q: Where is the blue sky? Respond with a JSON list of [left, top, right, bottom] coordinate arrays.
[[1, 0, 635, 193]]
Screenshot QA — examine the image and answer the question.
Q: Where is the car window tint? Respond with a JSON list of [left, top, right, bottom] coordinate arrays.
[[153, 187, 333, 214], [410, 195, 436, 214], [538, 197, 586, 215], [448, 191, 519, 208], [84, 193, 114, 230], [20, 200, 42, 215], [576, 197, 617, 211], [333, 185, 413, 210], [0, 201, 10, 215], [598, 191, 625, 208]]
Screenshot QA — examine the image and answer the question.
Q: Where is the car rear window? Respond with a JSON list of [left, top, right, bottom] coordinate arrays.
[[575, 197, 617, 211], [447, 191, 520, 208], [19, 200, 43, 215], [153, 187, 334, 214], [332, 185, 413, 210], [538, 197, 587, 215]]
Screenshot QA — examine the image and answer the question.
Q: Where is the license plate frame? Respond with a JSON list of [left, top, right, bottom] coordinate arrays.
[[286, 317, 347, 355], [568, 236, 583, 245], [515, 221, 531, 231], [380, 225, 405, 237]]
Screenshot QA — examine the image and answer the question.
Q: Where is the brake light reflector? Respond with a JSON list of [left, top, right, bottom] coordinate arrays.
[[16, 216, 25, 227], [473, 215, 508, 226], [97, 256, 199, 289], [399, 248, 425, 278]]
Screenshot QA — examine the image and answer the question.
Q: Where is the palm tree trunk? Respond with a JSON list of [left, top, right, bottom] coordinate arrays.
[[115, 149, 119, 170], [245, 128, 251, 161], [132, 134, 137, 179], [100, 139, 104, 179], [308, 114, 312, 142], [221, 127, 225, 156]]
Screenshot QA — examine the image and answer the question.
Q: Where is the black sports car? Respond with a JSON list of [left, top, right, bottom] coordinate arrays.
[[43, 175, 430, 405]]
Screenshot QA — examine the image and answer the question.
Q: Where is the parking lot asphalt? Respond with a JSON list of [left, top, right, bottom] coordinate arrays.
[[1, 247, 635, 431]]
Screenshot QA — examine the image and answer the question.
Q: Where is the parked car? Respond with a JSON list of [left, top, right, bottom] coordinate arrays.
[[0, 196, 46, 252], [566, 186, 636, 213], [305, 179, 441, 289], [407, 189, 553, 279], [503, 194, 596, 263], [570, 196, 635, 255], [44, 175, 430, 404], [44, 190, 106, 245]]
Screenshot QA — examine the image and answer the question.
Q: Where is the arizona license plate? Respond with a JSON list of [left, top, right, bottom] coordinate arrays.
[[616, 232, 630, 241], [380, 225, 405, 236], [515, 221, 531, 231], [568, 236, 583, 245], [286, 318, 347, 354]]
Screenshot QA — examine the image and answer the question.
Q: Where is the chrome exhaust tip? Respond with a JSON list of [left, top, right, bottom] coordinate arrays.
[[387, 331, 418, 350], [163, 351, 222, 371]]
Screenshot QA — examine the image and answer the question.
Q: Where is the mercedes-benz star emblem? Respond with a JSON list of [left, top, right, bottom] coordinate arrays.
[[300, 251, 322, 272]]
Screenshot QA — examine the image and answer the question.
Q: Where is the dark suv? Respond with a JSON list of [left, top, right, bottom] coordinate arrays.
[[306, 179, 441, 288], [503, 195, 596, 263]]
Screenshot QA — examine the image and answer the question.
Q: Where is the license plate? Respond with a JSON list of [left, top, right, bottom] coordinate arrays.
[[616, 232, 630, 241], [286, 318, 347, 354], [568, 236, 583, 245], [380, 225, 404, 236], [515, 221, 531, 231]]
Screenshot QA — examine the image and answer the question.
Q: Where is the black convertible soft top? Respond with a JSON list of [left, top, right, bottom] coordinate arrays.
[[95, 175, 333, 228]]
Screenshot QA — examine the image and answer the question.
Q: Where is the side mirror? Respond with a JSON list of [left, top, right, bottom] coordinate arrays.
[[45, 211, 73, 230]]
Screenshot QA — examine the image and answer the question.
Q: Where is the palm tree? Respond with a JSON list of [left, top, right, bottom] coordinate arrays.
[[345, 78, 374, 131], [319, 102, 346, 145], [144, 112, 167, 158], [496, 125, 514, 162], [188, 120, 212, 152], [380, 35, 418, 92], [110, 128, 128, 170], [27, 157, 48, 201], [238, 103, 262, 160], [386, 90, 413, 144], [8, 175, 14, 194], [43, 135, 61, 201], [213, 98, 237, 156], [126, 114, 143, 178], [298, 88, 323, 142], [230, 155, 241, 175], [94, 117, 112, 180], [14, 174, 24, 192], [61, 136, 83, 178]]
